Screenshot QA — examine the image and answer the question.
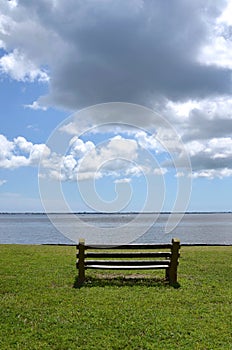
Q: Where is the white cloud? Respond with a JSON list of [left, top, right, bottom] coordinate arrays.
[[114, 178, 131, 184], [39, 135, 141, 182], [181, 137, 232, 178], [30, 144, 51, 164], [197, 1, 232, 69], [0, 134, 14, 159], [163, 95, 232, 144], [24, 101, 47, 111], [124, 164, 146, 177], [175, 172, 185, 178], [208, 138, 232, 158], [185, 141, 206, 157], [75, 136, 139, 181], [0, 134, 51, 169], [192, 168, 232, 179], [165, 100, 200, 120], [14, 136, 33, 153], [156, 94, 232, 178], [0, 179, 7, 186], [106, 136, 138, 157], [69, 137, 95, 157], [134, 131, 162, 153], [8, 0, 17, 9], [200, 35, 232, 70], [0, 49, 49, 82], [154, 168, 167, 176], [2, 124, 232, 181], [218, 0, 232, 26]]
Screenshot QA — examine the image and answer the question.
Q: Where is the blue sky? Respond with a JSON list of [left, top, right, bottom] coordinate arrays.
[[0, 0, 232, 212]]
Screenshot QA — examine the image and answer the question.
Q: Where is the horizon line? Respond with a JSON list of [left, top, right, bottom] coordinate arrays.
[[0, 211, 231, 215]]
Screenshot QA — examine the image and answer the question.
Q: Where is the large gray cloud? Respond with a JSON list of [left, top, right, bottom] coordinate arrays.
[[40, 0, 231, 109], [1, 0, 231, 109]]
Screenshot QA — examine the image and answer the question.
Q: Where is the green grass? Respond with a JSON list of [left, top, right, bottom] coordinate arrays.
[[0, 244, 231, 350]]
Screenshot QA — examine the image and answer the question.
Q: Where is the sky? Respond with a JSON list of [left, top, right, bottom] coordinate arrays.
[[0, 0, 232, 213]]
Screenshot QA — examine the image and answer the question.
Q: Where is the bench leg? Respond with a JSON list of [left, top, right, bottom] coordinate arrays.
[[77, 271, 85, 286], [77, 239, 85, 286], [168, 238, 180, 285]]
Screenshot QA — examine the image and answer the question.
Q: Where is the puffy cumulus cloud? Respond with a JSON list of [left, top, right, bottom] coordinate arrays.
[[179, 97, 232, 142], [198, 1, 232, 69], [187, 137, 232, 171], [200, 34, 232, 70], [219, 0, 232, 26], [0, 134, 51, 169], [168, 136, 232, 178], [156, 95, 232, 135], [0, 134, 14, 159], [30, 144, 51, 164], [59, 103, 232, 180], [2, 127, 232, 180], [106, 136, 138, 157], [69, 137, 95, 157], [0, 49, 49, 82], [192, 168, 232, 179], [14, 136, 33, 153], [44, 135, 142, 182], [75, 136, 139, 181], [134, 131, 162, 153], [0, 0, 231, 110], [156, 95, 232, 178]]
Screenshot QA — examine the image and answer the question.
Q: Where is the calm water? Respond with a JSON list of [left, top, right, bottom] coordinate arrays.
[[0, 213, 231, 245]]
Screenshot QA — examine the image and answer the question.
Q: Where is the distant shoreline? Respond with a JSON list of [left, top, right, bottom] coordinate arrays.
[[42, 243, 232, 247], [0, 211, 231, 215]]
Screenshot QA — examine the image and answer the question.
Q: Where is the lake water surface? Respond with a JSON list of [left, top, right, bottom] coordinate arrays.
[[0, 213, 231, 245]]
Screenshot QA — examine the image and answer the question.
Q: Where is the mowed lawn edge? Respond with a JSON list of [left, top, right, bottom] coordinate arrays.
[[0, 244, 231, 350]]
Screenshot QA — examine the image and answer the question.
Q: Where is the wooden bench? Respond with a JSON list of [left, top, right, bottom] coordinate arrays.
[[76, 238, 180, 286]]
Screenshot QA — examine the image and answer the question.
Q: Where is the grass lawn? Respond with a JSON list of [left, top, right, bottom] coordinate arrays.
[[0, 244, 231, 350]]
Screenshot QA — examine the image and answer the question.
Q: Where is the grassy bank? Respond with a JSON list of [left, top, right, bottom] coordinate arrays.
[[0, 244, 231, 349]]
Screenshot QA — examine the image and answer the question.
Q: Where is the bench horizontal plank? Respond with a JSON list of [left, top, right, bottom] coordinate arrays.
[[85, 264, 170, 270], [82, 252, 172, 258], [84, 244, 172, 250], [83, 259, 171, 266]]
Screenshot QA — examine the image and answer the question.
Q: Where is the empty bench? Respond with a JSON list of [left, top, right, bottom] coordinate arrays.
[[76, 238, 180, 286]]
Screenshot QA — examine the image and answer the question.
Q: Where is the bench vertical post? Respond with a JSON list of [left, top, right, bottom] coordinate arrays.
[[78, 239, 85, 286], [168, 238, 180, 285]]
